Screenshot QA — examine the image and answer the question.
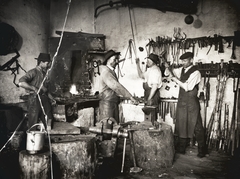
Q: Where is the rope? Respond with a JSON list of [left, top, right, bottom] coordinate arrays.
[[0, 113, 27, 153], [36, 1, 72, 178], [128, 5, 137, 58]]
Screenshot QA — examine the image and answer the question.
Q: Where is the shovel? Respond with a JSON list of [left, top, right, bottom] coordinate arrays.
[[128, 126, 142, 173]]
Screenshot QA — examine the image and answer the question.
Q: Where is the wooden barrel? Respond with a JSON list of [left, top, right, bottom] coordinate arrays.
[[19, 150, 50, 179]]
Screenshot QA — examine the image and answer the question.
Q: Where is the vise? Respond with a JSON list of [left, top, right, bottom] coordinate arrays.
[[89, 124, 128, 140], [89, 117, 128, 158]]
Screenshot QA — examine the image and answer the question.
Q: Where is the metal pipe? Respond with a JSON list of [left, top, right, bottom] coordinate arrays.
[[94, 0, 122, 18], [121, 137, 127, 173]]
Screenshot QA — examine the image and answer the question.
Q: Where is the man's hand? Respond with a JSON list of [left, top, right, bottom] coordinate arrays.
[[164, 62, 170, 68], [145, 99, 153, 106], [171, 77, 178, 82], [48, 93, 57, 106], [51, 99, 57, 106], [130, 97, 139, 105], [41, 86, 48, 93], [32, 86, 38, 93]]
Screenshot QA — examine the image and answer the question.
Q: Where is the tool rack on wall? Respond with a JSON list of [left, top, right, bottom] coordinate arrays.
[[196, 60, 240, 78]]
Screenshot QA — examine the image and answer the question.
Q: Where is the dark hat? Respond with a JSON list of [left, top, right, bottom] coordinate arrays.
[[179, 52, 193, 60], [35, 53, 51, 62], [147, 53, 159, 64], [103, 50, 120, 65]]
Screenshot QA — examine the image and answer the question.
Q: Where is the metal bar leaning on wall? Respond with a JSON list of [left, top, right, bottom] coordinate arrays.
[[159, 99, 177, 123]]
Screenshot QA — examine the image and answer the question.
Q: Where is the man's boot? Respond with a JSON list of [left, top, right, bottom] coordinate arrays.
[[197, 145, 206, 158], [176, 138, 187, 154]]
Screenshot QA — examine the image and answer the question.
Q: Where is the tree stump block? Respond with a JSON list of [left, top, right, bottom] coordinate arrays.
[[51, 135, 97, 179], [19, 150, 50, 179], [132, 123, 175, 169]]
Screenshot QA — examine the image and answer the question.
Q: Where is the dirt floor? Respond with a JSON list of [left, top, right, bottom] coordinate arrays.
[[95, 138, 240, 179], [1, 138, 240, 179]]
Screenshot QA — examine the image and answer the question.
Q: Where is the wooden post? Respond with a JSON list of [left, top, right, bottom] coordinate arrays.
[[19, 150, 50, 179]]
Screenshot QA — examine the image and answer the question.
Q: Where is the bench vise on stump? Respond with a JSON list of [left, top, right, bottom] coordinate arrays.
[[142, 105, 158, 125], [89, 117, 128, 159]]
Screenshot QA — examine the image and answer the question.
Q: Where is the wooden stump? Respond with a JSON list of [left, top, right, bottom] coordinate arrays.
[[132, 123, 175, 169], [51, 135, 97, 179], [19, 150, 50, 179]]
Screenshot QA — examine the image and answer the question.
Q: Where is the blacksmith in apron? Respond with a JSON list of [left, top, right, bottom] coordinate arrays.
[[136, 53, 162, 107], [165, 52, 206, 158], [97, 50, 138, 160], [98, 50, 138, 123]]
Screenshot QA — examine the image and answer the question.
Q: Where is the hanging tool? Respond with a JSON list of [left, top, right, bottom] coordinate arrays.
[[213, 34, 218, 51], [120, 5, 140, 77], [121, 39, 137, 68], [128, 5, 137, 56], [0, 50, 26, 87], [206, 36, 213, 55], [231, 38, 236, 59], [204, 71, 210, 130], [218, 35, 224, 53], [199, 68, 206, 102]]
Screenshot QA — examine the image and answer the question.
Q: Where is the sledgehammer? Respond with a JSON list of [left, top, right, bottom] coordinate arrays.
[[128, 125, 142, 173]]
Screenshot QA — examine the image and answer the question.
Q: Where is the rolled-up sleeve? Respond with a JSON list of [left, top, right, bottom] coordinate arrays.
[[19, 69, 35, 83], [145, 67, 162, 88], [184, 70, 201, 91]]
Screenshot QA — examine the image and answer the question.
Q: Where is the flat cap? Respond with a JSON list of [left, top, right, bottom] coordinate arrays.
[[103, 50, 120, 65], [179, 52, 193, 60], [35, 53, 51, 62]]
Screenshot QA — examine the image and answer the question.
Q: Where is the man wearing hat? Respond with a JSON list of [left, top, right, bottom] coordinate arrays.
[[136, 53, 162, 106], [165, 51, 206, 158], [98, 49, 138, 123], [18, 53, 55, 131]]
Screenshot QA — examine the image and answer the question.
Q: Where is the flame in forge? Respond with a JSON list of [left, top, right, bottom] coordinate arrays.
[[69, 84, 79, 95]]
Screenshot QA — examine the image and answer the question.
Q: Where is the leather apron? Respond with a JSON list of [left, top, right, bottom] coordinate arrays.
[[175, 66, 201, 138], [99, 70, 120, 123], [143, 82, 160, 106]]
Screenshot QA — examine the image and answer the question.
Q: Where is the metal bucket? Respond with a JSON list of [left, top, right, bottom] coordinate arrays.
[[26, 123, 45, 154]]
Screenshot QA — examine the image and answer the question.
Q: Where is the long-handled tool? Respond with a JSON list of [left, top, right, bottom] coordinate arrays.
[[121, 137, 127, 173], [236, 88, 240, 149], [128, 126, 142, 173], [226, 72, 239, 155]]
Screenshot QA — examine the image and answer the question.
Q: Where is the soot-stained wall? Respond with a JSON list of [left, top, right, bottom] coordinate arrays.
[[0, 0, 50, 103]]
